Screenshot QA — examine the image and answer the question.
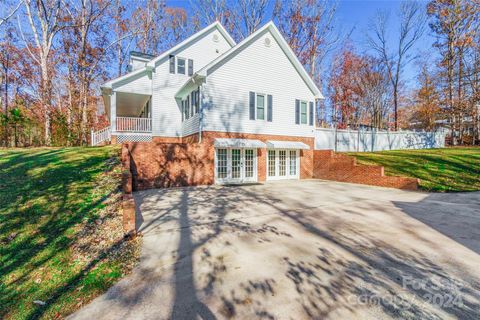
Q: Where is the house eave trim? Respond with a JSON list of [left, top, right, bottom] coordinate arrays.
[[102, 67, 152, 89]]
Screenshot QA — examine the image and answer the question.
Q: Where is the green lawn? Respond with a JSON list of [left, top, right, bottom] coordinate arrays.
[[347, 147, 480, 192], [0, 147, 140, 319]]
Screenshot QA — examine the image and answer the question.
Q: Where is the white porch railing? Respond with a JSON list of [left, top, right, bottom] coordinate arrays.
[[116, 117, 152, 132], [91, 127, 111, 146]]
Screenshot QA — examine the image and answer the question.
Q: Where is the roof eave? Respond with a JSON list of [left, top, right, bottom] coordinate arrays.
[[101, 67, 152, 90]]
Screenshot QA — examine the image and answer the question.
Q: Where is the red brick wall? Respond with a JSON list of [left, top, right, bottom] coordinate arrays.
[[200, 131, 314, 180], [313, 150, 419, 190], [124, 131, 314, 190]]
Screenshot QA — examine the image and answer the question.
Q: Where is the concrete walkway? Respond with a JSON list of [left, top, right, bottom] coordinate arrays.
[[69, 180, 480, 320]]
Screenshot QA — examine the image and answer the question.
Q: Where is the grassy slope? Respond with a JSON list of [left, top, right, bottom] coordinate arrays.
[[347, 147, 480, 192], [0, 147, 139, 319]]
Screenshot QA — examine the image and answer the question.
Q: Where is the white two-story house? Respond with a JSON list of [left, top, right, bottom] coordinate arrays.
[[97, 21, 324, 185]]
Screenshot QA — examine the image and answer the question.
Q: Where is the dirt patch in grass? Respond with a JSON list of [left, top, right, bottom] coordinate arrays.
[[0, 147, 141, 319]]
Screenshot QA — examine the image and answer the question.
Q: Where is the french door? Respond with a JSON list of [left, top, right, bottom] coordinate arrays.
[[267, 149, 299, 180], [215, 148, 257, 184]]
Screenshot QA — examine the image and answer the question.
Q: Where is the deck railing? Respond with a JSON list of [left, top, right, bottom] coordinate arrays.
[[91, 127, 111, 146], [116, 117, 152, 132]]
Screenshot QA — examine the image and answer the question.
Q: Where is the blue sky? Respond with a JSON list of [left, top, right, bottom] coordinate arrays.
[[336, 0, 436, 87], [167, 0, 436, 89]]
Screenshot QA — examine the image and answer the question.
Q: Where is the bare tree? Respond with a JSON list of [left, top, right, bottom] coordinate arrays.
[[236, 0, 269, 39], [19, 0, 63, 145], [0, 0, 24, 28], [191, 0, 270, 41], [367, 1, 426, 130], [190, 0, 236, 34], [428, 0, 479, 144]]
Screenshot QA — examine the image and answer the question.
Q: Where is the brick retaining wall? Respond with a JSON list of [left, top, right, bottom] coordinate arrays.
[[313, 150, 419, 190]]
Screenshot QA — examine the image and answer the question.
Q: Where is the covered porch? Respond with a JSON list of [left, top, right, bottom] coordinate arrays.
[[93, 67, 154, 145], [104, 91, 152, 134]]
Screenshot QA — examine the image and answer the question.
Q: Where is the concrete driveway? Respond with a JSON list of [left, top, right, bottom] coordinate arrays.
[[70, 180, 480, 320]]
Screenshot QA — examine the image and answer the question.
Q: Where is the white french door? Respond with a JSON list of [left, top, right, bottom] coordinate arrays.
[[215, 148, 257, 184], [267, 149, 299, 180]]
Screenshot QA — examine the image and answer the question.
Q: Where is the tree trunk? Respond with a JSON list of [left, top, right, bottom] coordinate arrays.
[[41, 57, 51, 145]]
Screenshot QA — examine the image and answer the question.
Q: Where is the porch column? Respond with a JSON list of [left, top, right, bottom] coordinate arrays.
[[111, 91, 116, 133]]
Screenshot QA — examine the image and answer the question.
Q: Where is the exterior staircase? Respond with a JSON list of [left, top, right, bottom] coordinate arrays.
[[313, 150, 419, 190]]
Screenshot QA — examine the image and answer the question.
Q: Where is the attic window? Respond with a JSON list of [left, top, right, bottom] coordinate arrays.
[[213, 34, 219, 42]]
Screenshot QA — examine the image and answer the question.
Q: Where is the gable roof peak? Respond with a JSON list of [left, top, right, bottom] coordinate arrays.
[[146, 21, 236, 68], [196, 20, 324, 99]]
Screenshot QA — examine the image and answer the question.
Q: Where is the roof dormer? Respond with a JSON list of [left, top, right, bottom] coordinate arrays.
[[128, 51, 156, 72]]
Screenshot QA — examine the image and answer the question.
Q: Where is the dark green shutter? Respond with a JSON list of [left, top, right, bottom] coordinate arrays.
[[267, 95, 272, 122], [181, 100, 184, 121], [309, 101, 314, 125], [195, 88, 200, 113], [249, 92, 255, 120], [188, 59, 193, 76], [169, 55, 175, 74], [295, 99, 300, 124]]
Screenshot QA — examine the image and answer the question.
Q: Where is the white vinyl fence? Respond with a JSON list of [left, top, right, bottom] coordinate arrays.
[[315, 128, 446, 152]]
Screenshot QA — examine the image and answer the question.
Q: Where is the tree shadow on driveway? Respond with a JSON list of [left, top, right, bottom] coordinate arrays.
[[72, 182, 480, 319]]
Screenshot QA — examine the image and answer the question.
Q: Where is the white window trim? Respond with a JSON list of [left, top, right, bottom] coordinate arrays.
[[214, 148, 258, 184], [255, 92, 267, 122], [177, 57, 186, 75], [266, 149, 300, 180], [299, 100, 308, 125]]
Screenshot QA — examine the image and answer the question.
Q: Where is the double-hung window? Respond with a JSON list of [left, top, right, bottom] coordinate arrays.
[[194, 89, 200, 113], [177, 58, 186, 74], [183, 96, 190, 120], [256, 94, 265, 120], [250, 91, 272, 121], [182, 89, 201, 122], [300, 101, 307, 124]]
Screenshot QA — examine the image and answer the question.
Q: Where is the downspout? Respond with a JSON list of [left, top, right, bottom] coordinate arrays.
[[198, 83, 203, 143], [147, 66, 154, 137]]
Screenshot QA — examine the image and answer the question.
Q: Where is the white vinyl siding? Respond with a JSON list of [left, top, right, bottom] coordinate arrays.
[[150, 28, 233, 137], [201, 29, 316, 137], [112, 71, 152, 95]]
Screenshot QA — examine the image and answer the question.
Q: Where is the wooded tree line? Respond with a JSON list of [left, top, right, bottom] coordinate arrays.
[[328, 0, 480, 146], [0, 0, 478, 147]]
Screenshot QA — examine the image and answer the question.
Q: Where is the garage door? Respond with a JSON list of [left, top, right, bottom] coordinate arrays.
[[267, 149, 299, 180]]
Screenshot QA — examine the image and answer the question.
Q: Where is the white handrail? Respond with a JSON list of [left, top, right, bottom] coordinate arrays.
[[116, 117, 152, 132], [91, 127, 111, 146]]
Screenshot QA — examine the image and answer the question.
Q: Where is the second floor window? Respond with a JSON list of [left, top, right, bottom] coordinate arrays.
[[249, 91, 272, 122], [177, 58, 186, 74], [182, 88, 200, 122], [300, 101, 307, 124], [295, 99, 313, 125], [257, 94, 265, 120]]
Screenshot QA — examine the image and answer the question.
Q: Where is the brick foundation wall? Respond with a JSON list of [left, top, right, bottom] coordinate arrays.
[[124, 131, 314, 190], [199, 131, 314, 180], [121, 144, 136, 234], [313, 150, 419, 190]]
